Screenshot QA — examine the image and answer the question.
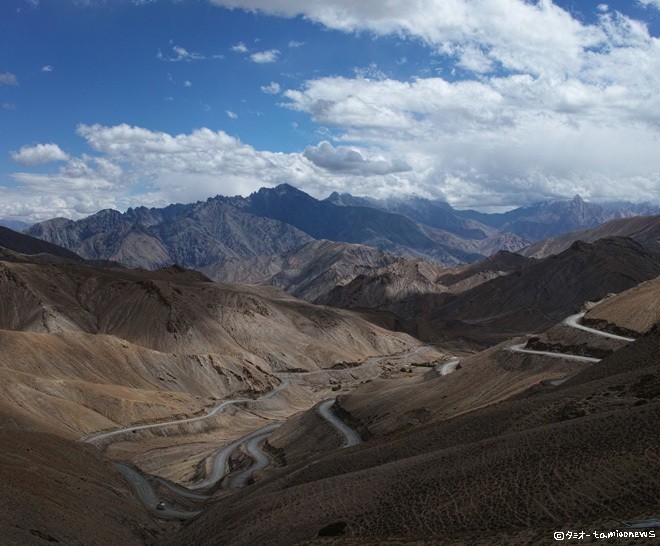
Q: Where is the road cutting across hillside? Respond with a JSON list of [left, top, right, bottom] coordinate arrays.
[[228, 426, 281, 488], [563, 312, 636, 342], [190, 423, 281, 490], [317, 399, 361, 448]]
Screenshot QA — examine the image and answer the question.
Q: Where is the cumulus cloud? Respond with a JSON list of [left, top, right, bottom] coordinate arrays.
[[231, 42, 249, 53], [184, 80, 192, 87], [10, 143, 70, 166], [0, 72, 19, 86], [250, 49, 280, 63], [255, 1, 659, 207], [41, 65, 54, 73], [5, 123, 423, 220], [304, 141, 411, 175], [225, 110, 238, 119], [288, 40, 305, 48], [209, 0, 606, 77], [4, 153, 126, 222], [261, 81, 281, 94]]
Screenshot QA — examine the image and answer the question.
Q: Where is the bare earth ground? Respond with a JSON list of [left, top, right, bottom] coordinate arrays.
[[0, 427, 172, 545], [169, 325, 659, 545], [584, 276, 660, 335], [0, 248, 657, 544]]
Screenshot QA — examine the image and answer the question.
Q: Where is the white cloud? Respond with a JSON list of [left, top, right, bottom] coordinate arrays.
[[0, 72, 18, 86], [41, 65, 54, 73], [353, 63, 387, 80], [209, 0, 605, 77], [304, 141, 411, 175], [10, 143, 70, 166], [250, 49, 280, 63], [4, 153, 125, 222], [157, 45, 205, 62], [456, 45, 493, 74], [225, 110, 238, 119], [3, 1, 659, 220], [637, 0, 660, 9], [5, 124, 422, 221], [288, 40, 305, 48], [231, 42, 249, 53], [260, 81, 281, 94], [597, 4, 609, 12], [184, 80, 192, 87]]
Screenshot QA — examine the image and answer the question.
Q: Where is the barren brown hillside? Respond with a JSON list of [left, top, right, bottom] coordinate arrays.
[[0, 256, 415, 368], [0, 249, 426, 443], [0, 427, 166, 545], [0, 330, 278, 439], [171, 327, 659, 545], [326, 237, 660, 349], [583, 276, 660, 335], [520, 214, 660, 258]]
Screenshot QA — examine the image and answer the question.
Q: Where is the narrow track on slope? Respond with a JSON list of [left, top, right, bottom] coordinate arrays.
[[317, 399, 361, 448]]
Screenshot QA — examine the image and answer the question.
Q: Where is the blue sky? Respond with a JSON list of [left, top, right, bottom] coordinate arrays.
[[1, 0, 659, 221]]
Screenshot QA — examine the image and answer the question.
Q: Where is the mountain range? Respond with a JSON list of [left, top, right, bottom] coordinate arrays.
[[25, 185, 658, 275]]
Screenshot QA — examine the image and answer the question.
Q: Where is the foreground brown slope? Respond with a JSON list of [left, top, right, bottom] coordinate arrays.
[[0, 330, 278, 439], [0, 427, 164, 545], [171, 325, 659, 545]]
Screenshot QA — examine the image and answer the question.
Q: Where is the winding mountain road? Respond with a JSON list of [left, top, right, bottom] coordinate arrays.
[[113, 463, 202, 519], [507, 342, 601, 362], [507, 310, 634, 362], [563, 312, 635, 342], [85, 377, 289, 445], [190, 423, 280, 490], [317, 399, 361, 448], [439, 359, 460, 375], [228, 427, 280, 488], [85, 347, 424, 515]]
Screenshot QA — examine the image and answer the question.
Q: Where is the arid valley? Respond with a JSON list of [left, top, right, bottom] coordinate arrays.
[[1, 1, 660, 544]]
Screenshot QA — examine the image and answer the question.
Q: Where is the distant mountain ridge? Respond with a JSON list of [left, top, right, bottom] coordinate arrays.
[[26, 198, 313, 269], [456, 195, 659, 240], [328, 192, 660, 241], [24, 184, 659, 274], [520, 215, 660, 258], [0, 226, 82, 262], [0, 219, 31, 231]]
